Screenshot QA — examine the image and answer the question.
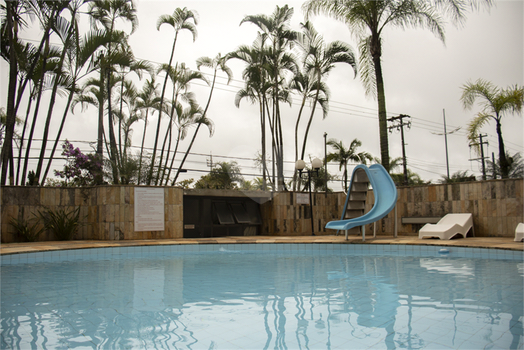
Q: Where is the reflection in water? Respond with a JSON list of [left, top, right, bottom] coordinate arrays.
[[1, 252, 523, 349]]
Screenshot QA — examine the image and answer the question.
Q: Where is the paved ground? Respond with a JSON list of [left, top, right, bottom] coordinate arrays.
[[1, 235, 522, 255]]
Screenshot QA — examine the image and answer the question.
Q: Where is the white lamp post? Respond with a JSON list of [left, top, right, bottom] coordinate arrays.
[[295, 158, 322, 235]]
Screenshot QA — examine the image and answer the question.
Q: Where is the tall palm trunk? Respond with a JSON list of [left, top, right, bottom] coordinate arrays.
[[150, 33, 179, 185], [107, 68, 120, 183], [16, 89, 35, 185], [300, 86, 320, 160], [137, 109, 150, 184], [41, 85, 76, 185], [21, 39, 50, 186], [371, 34, 390, 173], [496, 118, 509, 178], [164, 129, 183, 185], [172, 70, 216, 185], [1, 1, 18, 186], [159, 88, 178, 184], [260, 98, 268, 191], [97, 64, 105, 157], [35, 40, 69, 182]]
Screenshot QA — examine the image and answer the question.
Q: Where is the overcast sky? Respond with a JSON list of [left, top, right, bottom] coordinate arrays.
[[2, 0, 523, 189]]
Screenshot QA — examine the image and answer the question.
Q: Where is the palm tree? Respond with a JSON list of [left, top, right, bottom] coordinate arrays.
[[1, 0, 21, 185], [149, 7, 198, 185], [439, 170, 475, 184], [135, 77, 160, 184], [239, 5, 298, 190], [0, 0, 61, 185], [88, 0, 138, 183], [173, 53, 232, 185], [163, 103, 203, 185], [34, 1, 83, 184], [302, 0, 487, 173], [228, 44, 271, 190], [296, 21, 357, 162], [115, 57, 152, 162], [156, 62, 205, 185], [486, 152, 523, 179], [461, 79, 523, 178], [41, 27, 121, 186], [326, 138, 372, 192], [17, 1, 69, 186], [194, 161, 244, 189]]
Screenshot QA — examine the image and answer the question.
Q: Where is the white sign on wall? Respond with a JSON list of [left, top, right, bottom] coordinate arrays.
[[134, 187, 165, 231], [296, 193, 310, 205]]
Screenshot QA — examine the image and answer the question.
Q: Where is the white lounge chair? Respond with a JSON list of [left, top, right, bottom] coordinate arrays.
[[418, 213, 474, 240], [515, 223, 524, 242]]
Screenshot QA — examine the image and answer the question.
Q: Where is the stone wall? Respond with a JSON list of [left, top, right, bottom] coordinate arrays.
[[261, 179, 523, 238], [1, 186, 183, 243], [1, 179, 522, 243], [260, 192, 346, 235], [392, 179, 523, 237]]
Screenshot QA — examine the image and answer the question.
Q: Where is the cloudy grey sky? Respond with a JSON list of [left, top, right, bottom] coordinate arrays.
[[2, 0, 523, 189]]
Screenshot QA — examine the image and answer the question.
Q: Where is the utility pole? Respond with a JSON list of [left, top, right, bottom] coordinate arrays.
[[388, 114, 411, 185], [469, 134, 488, 180], [443, 110, 450, 179], [432, 109, 460, 179], [432, 109, 461, 179], [206, 152, 213, 170]]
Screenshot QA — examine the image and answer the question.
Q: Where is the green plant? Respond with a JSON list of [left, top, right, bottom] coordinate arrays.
[[9, 216, 45, 242], [39, 206, 82, 241]]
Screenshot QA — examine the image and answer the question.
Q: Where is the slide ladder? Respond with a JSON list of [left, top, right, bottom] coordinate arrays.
[[326, 164, 398, 241], [339, 168, 370, 235]]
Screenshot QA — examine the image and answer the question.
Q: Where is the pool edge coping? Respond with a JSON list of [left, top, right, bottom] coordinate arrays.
[[1, 235, 523, 256]]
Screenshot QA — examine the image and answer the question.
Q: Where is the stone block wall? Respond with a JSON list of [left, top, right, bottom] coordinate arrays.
[[1, 179, 522, 242], [262, 179, 522, 238], [260, 191, 346, 235], [1, 186, 184, 243], [389, 179, 523, 237]]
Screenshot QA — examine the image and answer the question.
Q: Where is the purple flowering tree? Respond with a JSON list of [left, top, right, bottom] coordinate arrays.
[[54, 141, 103, 186]]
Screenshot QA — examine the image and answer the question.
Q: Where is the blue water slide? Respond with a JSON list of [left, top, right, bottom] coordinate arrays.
[[326, 164, 398, 241]]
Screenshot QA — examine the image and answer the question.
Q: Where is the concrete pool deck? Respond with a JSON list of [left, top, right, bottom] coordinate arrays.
[[1, 235, 522, 255]]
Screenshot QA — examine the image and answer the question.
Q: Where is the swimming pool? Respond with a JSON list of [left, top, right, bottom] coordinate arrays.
[[1, 244, 523, 349]]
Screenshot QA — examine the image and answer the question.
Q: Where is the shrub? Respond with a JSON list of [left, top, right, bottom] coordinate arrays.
[[39, 206, 82, 241], [9, 216, 45, 242], [54, 140, 103, 186]]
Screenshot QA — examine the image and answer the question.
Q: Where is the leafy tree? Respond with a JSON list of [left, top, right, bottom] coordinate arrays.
[[327, 138, 372, 192], [486, 152, 523, 179], [194, 161, 244, 189], [297, 162, 336, 192], [461, 79, 523, 178], [439, 170, 476, 183], [391, 169, 426, 186], [303, 0, 490, 172], [174, 178, 194, 189]]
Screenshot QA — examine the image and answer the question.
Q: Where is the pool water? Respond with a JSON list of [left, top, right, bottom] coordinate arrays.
[[1, 244, 523, 349]]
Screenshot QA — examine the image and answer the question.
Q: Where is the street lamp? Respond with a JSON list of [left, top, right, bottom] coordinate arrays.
[[295, 158, 322, 235]]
